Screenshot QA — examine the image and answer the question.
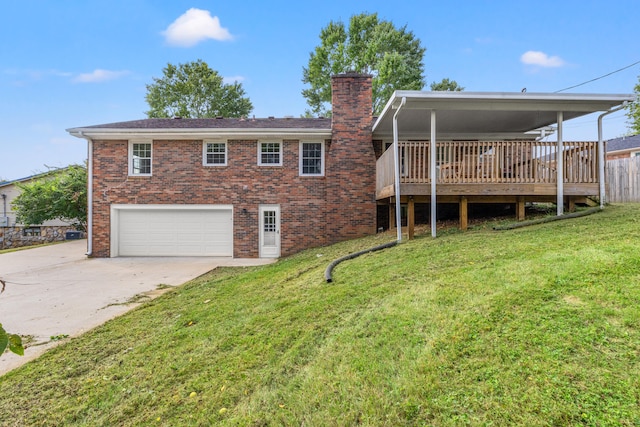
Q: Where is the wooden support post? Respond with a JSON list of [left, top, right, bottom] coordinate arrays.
[[408, 197, 415, 240], [389, 203, 396, 230], [459, 196, 468, 230], [516, 196, 525, 221], [568, 197, 576, 213]]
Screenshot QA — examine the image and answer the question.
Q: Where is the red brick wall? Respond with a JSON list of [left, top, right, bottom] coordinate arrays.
[[606, 152, 632, 160], [90, 74, 376, 258], [325, 73, 377, 243]]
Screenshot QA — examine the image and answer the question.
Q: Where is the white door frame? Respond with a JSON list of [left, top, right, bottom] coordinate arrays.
[[259, 204, 280, 258]]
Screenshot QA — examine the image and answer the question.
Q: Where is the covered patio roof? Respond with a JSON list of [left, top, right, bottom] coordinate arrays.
[[372, 91, 636, 140]]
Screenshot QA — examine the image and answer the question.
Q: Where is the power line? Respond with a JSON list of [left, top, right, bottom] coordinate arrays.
[[555, 59, 640, 93]]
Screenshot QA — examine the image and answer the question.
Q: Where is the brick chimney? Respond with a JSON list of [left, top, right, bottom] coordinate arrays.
[[325, 73, 376, 242]]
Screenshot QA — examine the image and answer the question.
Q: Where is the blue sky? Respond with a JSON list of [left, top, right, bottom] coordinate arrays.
[[1, 0, 639, 180]]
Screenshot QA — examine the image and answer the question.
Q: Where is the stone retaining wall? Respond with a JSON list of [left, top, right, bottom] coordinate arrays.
[[0, 226, 83, 250]]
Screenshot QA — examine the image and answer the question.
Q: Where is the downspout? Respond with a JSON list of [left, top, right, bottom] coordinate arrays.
[[430, 110, 437, 238], [393, 97, 406, 242], [556, 111, 564, 216], [78, 131, 93, 256], [597, 102, 629, 208]]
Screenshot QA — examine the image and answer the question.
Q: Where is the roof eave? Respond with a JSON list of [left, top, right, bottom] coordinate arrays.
[[67, 127, 333, 140]]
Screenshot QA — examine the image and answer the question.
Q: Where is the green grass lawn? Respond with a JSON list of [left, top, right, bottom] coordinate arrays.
[[1, 204, 639, 426]]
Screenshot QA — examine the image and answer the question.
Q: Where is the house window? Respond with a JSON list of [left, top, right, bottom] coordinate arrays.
[[300, 142, 324, 176], [23, 226, 41, 237], [204, 142, 227, 166], [129, 142, 152, 176], [258, 142, 282, 166]]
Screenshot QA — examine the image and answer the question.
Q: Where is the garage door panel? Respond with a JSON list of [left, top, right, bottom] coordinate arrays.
[[116, 207, 233, 257]]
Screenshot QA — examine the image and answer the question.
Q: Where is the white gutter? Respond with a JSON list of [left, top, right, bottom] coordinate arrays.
[[393, 97, 406, 242], [78, 131, 93, 256], [556, 112, 564, 216], [67, 128, 332, 141], [597, 102, 629, 208]]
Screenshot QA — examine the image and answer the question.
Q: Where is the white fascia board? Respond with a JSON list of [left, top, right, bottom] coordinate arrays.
[[374, 91, 636, 122], [394, 91, 635, 112], [373, 91, 635, 134], [67, 127, 332, 140], [372, 90, 403, 133]]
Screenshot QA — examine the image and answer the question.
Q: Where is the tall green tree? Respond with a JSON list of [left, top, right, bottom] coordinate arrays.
[[302, 12, 426, 116], [145, 60, 253, 118], [12, 165, 87, 231], [627, 75, 640, 134], [430, 78, 465, 91]]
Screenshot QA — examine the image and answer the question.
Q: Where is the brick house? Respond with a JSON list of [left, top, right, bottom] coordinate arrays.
[[68, 74, 376, 258], [606, 134, 640, 160], [68, 73, 634, 258]]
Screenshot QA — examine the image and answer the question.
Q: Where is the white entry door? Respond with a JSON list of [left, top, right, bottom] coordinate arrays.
[[259, 205, 280, 258]]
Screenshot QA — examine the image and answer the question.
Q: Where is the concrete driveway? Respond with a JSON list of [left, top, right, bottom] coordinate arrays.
[[0, 240, 273, 375]]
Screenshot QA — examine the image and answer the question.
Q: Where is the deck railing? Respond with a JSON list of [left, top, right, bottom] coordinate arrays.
[[376, 140, 599, 189]]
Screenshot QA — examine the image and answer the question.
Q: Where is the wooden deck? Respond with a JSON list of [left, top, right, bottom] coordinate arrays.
[[377, 140, 600, 199], [377, 140, 601, 234]]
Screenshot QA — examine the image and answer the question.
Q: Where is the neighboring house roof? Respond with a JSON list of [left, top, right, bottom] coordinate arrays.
[[0, 166, 76, 227], [607, 134, 640, 153], [67, 117, 333, 140], [0, 166, 72, 189], [373, 91, 636, 140]]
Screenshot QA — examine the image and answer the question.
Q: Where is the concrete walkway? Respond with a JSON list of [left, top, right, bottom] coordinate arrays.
[[0, 240, 273, 375]]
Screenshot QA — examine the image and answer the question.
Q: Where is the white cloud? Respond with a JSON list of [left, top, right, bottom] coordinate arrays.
[[223, 75, 245, 84], [520, 51, 565, 68], [73, 69, 129, 83], [163, 8, 233, 47]]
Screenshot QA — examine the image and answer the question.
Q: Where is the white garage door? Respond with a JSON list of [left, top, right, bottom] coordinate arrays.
[[114, 206, 233, 257]]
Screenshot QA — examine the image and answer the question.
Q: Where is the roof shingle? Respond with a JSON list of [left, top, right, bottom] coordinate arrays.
[[79, 117, 332, 130], [607, 134, 640, 152]]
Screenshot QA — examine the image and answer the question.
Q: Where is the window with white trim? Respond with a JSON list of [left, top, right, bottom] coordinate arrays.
[[299, 141, 324, 176], [129, 142, 152, 176], [258, 142, 282, 166], [204, 142, 227, 166]]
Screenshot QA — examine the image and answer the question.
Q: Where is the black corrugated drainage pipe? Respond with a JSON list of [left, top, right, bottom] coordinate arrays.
[[325, 241, 398, 283], [493, 207, 601, 231]]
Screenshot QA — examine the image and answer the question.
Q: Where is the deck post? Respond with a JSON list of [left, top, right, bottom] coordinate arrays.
[[516, 196, 525, 221], [459, 196, 468, 230], [408, 197, 415, 239], [556, 111, 564, 216], [430, 110, 437, 238], [389, 202, 395, 230]]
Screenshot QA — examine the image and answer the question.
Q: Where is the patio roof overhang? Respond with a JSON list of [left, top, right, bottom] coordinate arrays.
[[372, 91, 636, 140]]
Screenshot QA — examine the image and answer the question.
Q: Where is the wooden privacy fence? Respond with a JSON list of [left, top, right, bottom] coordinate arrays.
[[606, 156, 640, 203]]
